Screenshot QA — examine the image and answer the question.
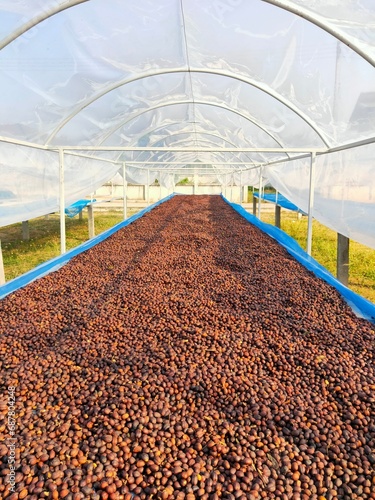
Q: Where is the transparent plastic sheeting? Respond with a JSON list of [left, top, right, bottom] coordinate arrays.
[[159, 171, 175, 191], [282, 0, 375, 63], [112, 169, 176, 191], [224, 196, 375, 323], [108, 104, 283, 166], [1, 0, 375, 236], [265, 143, 375, 249], [124, 166, 157, 187], [253, 192, 303, 213], [0, 143, 120, 227], [1, 0, 375, 149], [218, 169, 265, 188], [0, 143, 183, 227], [0, 194, 176, 301], [185, 0, 375, 147], [51, 72, 323, 151]]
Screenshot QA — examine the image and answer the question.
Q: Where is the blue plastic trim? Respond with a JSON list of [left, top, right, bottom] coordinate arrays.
[[0, 194, 176, 300], [65, 199, 96, 218], [253, 192, 304, 213], [223, 195, 375, 323]]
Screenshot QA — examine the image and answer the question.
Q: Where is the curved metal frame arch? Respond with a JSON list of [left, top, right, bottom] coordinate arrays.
[[262, 0, 375, 68], [0, 0, 89, 50], [124, 137, 255, 170], [120, 127, 259, 167], [95, 101, 290, 160], [46, 68, 330, 147], [122, 146, 231, 171], [118, 130, 252, 171], [114, 117, 266, 164], [1, 2, 371, 151]]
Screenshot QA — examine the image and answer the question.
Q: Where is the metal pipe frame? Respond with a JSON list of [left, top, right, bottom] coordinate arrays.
[[129, 145, 246, 176], [62, 146, 325, 153], [92, 100, 291, 155], [262, 0, 375, 68], [45, 68, 330, 147], [146, 170, 150, 205], [307, 152, 316, 256], [129, 170, 242, 175], [0, 0, 90, 51], [115, 121, 264, 163], [0, 240, 5, 285], [121, 153, 250, 172], [2, 135, 375, 157], [125, 161, 258, 165], [59, 148, 66, 255], [122, 163, 127, 220], [257, 167, 263, 220], [124, 131, 258, 168]]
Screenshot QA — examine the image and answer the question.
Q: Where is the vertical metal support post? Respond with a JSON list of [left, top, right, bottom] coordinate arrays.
[[275, 189, 281, 227], [88, 204, 95, 239], [159, 171, 162, 200], [252, 193, 257, 215], [79, 211, 83, 221], [0, 240, 5, 285], [244, 185, 248, 203], [257, 168, 263, 220], [239, 172, 243, 205], [146, 169, 150, 205], [122, 163, 127, 220], [307, 152, 316, 256], [59, 148, 66, 255], [231, 176, 234, 202], [194, 171, 198, 195], [275, 205, 281, 228], [337, 233, 349, 286], [22, 221, 30, 241]]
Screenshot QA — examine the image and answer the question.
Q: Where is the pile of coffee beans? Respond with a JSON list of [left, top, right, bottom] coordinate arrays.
[[0, 195, 374, 499]]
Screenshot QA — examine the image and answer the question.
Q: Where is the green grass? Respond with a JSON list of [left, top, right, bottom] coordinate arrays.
[[0, 210, 134, 281], [259, 210, 375, 304], [1, 207, 374, 305]]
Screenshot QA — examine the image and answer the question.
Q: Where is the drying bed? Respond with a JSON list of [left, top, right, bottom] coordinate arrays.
[[0, 195, 374, 500]]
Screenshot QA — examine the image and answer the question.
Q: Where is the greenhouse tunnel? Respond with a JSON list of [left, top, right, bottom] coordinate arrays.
[[0, 0, 375, 245], [2, 3, 375, 500]]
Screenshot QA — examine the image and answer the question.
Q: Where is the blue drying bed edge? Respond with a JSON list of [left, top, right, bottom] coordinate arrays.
[[0, 194, 176, 300], [222, 195, 375, 323]]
